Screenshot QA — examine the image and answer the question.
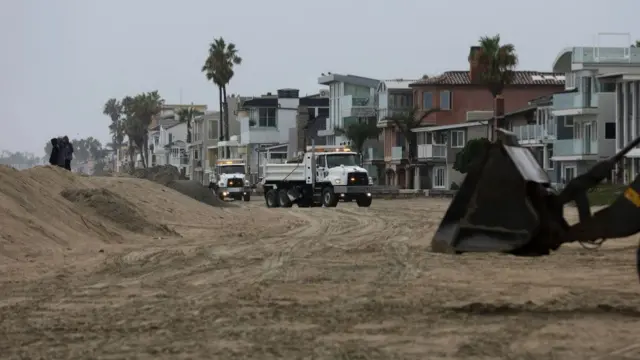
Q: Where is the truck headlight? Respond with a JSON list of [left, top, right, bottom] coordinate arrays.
[[333, 179, 342, 185], [244, 179, 250, 186], [368, 176, 373, 185]]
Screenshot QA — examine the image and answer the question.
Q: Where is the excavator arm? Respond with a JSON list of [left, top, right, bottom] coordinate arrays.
[[556, 136, 640, 244]]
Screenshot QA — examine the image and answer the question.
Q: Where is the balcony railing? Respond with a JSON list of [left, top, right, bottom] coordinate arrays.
[[391, 146, 405, 161], [351, 96, 374, 107], [378, 108, 412, 120], [417, 144, 446, 158], [554, 139, 598, 156], [572, 46, 640, 64], [364, 147, 383, 161], [512, 124, 556, 141], [553, 92, 598, 111]]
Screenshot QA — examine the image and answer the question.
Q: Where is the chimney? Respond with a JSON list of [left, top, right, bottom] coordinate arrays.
[[296, 105, 309, 153], [468, 46, 481, 83]]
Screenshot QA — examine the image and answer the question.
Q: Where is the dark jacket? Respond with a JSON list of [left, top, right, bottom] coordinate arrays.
[[57, 138, 67, 166], [64, 142, 74, 161], [48, 138, 60, 166]]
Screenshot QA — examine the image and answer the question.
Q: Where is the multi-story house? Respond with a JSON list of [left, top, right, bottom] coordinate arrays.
[[189, 110, 220, 185], [148, 121, 189, 176], [385, 47, 565, 189], [562, 42, 640, 183], [410, 121, 489, 191], [366, 79, 419, 185], [317, 73, 379, 146], [237, 88, 329, 180], [549, 42, 638, 183]]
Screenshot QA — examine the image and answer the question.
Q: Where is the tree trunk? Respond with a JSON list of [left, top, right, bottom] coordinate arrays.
[[218, 86, 225, 158], [218, 86, 224, 140], [222, 86, 230, 158], [128, 148, 135, 172], [143, 135, 149, 168], [493, 95, 505, 141]]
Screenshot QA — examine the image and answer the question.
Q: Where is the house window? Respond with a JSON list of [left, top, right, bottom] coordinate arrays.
[[318, 107, 329, 117], [546, 145, 554, 170], [433, 132, 446, 145], [605, 122, 616, 139], [564, 116, 574, 127], [433, 166, 446, 189], [422, 92, 433, 109], [450, 130, 465, 148], [600, 81, 616, 92], [258, 108, 277, 127], [439, 90, 452, 110]]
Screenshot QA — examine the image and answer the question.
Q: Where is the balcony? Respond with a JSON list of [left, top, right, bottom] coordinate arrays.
[[417, 144, 446, 159], [391, 146, 406, 161], [378, 108, 412, 122], [343, 95, 376, 117], [512, 124, 556, 142], [553, 92, 598, 113], [572, 46, 640, 64], [364, 147, 383, 162], [554, 139, 598, 157]]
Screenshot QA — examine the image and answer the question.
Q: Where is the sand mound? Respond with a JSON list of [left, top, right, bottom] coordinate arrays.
[[130, 165, 183, 186], [60, 188, 178, 236], [0, 165, 255, 273], [127, 166, 231, 207], [166, 180, 235, 207]]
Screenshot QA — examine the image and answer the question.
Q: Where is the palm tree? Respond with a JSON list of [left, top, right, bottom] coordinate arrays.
[[202, 55, 224, 141], [123, 91, 164, 168], [472, 34, 518, 138], [177, 105, 204, 143], [202, 37, 242, 155], [103, 98, 125, 169], [122, 96, 144, 169], [334, 120, 382, 165], [388, 107, 441, 189]]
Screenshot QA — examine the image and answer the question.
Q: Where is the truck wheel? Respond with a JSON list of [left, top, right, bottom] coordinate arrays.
[[243, 193, 251, 202], [322, 187, 339, 207], [356, 195, 372, 207], [265, 189, 279, 208], [278, 189, 293, 208]]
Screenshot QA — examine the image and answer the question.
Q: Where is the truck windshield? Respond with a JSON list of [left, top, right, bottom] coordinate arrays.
[[218, 165, 245, 174], [325, 153, 358, 168]]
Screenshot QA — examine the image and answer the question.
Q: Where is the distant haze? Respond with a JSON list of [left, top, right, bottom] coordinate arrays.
[[1, 0, 638, 155]]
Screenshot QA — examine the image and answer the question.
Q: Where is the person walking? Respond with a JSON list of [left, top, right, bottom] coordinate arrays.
[[61, 136, 73, 171]]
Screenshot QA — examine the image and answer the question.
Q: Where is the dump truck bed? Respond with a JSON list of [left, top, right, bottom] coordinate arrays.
[[262, 163, 306, 182]]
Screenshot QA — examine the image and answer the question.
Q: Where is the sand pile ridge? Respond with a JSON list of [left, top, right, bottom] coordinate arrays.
[[128, 165, 234, 207], [0, 165, 245, 272]]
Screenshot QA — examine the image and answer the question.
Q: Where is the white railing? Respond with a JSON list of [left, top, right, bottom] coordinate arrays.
[[554, 139, 599, 156], [417, 144, 447, 158], [512, 124, 556, 141]]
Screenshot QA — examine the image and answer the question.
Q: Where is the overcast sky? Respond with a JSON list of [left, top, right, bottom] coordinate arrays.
[[1, 0, 638, 156]]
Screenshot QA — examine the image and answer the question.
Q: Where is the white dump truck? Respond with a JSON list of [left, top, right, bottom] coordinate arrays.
[[214, 159, 251, 201], [260, 145, 373, 208]]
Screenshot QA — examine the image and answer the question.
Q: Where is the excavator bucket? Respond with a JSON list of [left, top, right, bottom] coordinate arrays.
[[431, 130, 553, 255]]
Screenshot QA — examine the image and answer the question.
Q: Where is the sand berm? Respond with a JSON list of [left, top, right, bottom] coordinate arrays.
[[0, 164, 295, 279]]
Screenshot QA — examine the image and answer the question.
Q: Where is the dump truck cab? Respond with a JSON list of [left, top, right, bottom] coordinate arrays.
[[215, 159, 251, 201]]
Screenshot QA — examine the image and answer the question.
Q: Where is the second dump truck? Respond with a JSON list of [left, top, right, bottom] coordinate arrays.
[[260, 145, 373, 208]]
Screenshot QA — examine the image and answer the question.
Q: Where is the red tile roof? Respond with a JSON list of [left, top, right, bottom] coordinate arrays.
[[409, 71, 565, 86]]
